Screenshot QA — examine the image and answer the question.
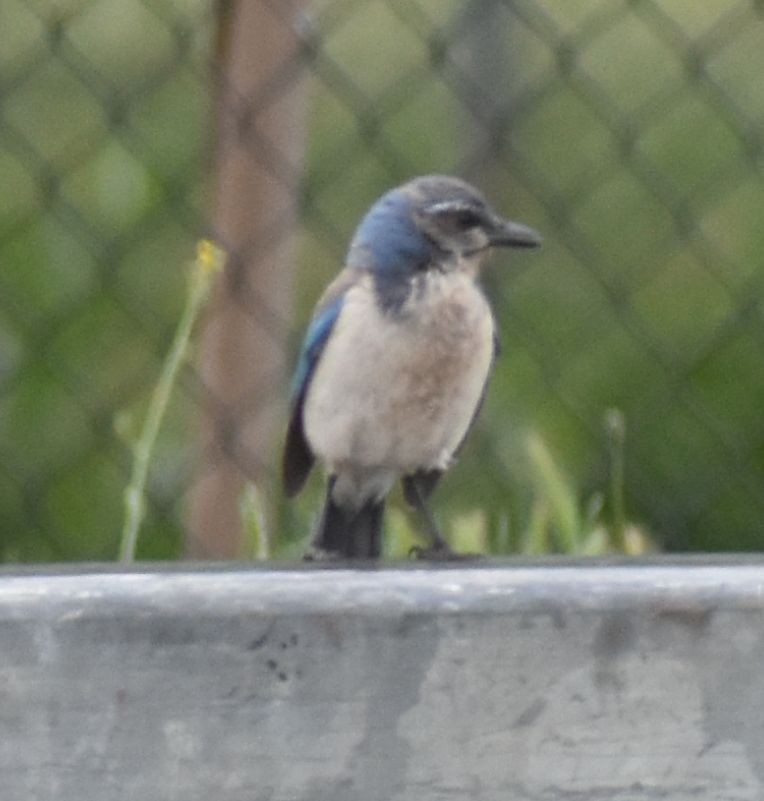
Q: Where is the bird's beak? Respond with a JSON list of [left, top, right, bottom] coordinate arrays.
[[487, 216, 542, 249]]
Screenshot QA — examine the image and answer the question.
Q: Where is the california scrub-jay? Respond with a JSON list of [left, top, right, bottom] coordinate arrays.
[[283, 175, 540, 559]]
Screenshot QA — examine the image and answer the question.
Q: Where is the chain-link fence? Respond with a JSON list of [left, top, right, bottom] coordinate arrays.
[[2, 0, 764, 561]]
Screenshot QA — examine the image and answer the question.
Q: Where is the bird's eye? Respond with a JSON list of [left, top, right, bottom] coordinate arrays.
[[426, 201, 485, 231], [452, 209, 482, 229]]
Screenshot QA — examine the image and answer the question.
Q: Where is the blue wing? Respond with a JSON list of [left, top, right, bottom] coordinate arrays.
[[282, 293, 345, 496]]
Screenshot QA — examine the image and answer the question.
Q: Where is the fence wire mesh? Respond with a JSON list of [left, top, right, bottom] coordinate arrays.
[[2, 0, 764, 560]]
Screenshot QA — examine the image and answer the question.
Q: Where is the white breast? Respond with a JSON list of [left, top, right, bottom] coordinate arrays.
[[303, 271, 495, 499]]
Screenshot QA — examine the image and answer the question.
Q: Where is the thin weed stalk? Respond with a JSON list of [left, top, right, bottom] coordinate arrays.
[[119, 240, 225, 563]]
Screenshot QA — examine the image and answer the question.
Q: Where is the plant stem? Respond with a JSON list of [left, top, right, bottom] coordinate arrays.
[[119, 240, 225, 563], [526, 431, 580, 552], [605, 409, 627, 552]]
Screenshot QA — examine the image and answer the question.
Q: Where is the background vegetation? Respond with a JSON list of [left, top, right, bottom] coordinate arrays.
[[2, 0, 763, 561]]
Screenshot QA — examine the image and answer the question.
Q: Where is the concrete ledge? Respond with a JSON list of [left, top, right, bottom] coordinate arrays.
[[3, 559, 764, 800]]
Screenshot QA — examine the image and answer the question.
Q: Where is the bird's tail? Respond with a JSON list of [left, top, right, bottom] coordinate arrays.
[[309, 478, 385, 559]]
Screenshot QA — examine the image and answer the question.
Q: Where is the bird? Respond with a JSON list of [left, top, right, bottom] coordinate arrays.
[[282, 175, 540, 559]]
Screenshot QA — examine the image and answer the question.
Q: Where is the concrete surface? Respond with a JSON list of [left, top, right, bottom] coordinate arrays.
[[2, 559, 764, 800]]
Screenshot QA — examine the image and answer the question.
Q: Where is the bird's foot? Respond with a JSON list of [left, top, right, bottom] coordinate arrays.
[[303, 544, 344, 562], [408, 542, 484, 562]]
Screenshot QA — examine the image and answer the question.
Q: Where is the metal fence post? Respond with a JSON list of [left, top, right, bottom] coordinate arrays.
[[187, 0, 308, 558]]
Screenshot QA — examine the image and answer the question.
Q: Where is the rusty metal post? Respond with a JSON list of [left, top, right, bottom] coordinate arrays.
[[187, 0, 308, 557]]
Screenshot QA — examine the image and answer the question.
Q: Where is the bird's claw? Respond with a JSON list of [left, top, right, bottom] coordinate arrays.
[[408, 543, 484, 562], [303, 545, 344, 562]]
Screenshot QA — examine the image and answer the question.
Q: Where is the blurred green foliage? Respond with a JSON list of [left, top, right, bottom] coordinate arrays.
[[1, 0, 763, 561], [1, 0, 212, 560]]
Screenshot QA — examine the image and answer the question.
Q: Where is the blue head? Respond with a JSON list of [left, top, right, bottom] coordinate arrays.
[[346, 175, 540, 311]]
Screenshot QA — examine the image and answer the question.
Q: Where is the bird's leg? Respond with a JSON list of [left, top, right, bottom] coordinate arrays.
[[406, 477, 469, 561]]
